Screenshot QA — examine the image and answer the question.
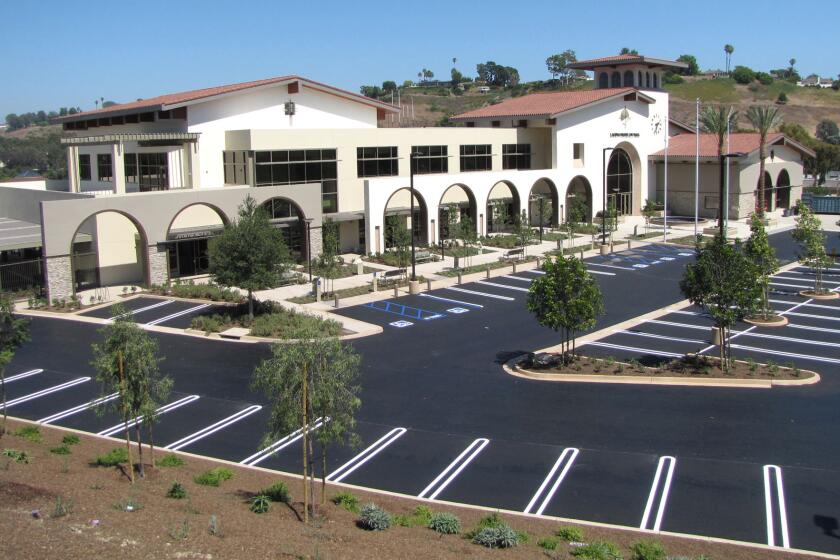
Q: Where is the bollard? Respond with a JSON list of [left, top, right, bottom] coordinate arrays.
[[457, 272, 462, 285], [512, 261, 517, 274], [580, 249, 584, 260], [426, 279, 432, 291], [628, 239, 632, 250], [372, 276, 378, 293], [590, 240, 595, 251], [334, 293, 339, 308], [394, 284, 399, 298], [536, 257, 540, 268], [315, 281, 322, 303], [486, 265, 490, 278]]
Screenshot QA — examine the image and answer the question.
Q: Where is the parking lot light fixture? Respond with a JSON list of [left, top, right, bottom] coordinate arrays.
[[602, 147, 615, 246], [305, 218, 314, 281]]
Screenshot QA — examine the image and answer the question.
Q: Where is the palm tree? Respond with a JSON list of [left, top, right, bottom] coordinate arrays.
[[788, 58, 797, 79], [700, 105, 739, 235], [724, 44, 734, 74], [746, 105, 783, 216]]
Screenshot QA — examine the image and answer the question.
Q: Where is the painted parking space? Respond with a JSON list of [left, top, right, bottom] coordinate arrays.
[[79, 296, 172, 319], [78, 296, 228, 329], [780, 465, 840, 554], [0, 368, 91, 406], [586, 243, 695, 271]]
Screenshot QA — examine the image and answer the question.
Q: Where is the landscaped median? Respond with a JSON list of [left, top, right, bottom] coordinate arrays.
[[0, 418, 822, 560]]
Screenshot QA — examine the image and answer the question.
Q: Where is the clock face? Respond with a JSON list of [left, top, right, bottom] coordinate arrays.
[[651, 114, 662, 134]]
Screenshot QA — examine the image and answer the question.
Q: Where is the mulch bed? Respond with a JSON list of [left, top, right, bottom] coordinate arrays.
[[0, 418, 822, 559]]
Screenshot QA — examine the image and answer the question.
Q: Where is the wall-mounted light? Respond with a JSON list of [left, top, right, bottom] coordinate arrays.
[[770, 149, 775, 162], [284, 101, 296, 116]]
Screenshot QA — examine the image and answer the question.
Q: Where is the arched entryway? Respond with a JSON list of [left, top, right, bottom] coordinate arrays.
[[262, 197, 307, 262], [529, 178, 559, 228], [607, 148, 634, 216], [383, 188, 428, 249], [166, 203, 229, 279], [565, 176, 593, 223], [70, 210, 148, 294], [486, 181, 520, 234], [776, 169, 791, 210], [439, 184, 477, 240], [757, 171, 774, 212]]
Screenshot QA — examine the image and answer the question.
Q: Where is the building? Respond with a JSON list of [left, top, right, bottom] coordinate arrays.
[[797, 75, 834, 88], [0, 53, 811, 301]]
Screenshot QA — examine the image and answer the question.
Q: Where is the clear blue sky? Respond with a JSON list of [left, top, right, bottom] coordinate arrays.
[[2, 0, 838, 117]]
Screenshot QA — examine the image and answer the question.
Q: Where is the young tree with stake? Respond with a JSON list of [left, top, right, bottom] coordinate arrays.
[[743, 213, 779, 320], [792, 200, 833, 295], [0, 295, 28, 438]]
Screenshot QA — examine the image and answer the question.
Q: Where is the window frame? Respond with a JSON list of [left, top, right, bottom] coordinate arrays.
[[502, 144, 531, 170], [78, 154, 91, 181], [254, 148, 339, 213], [96, 153, 113, 182], [356, 146, 399, 178], [410, 145, 448, 175], [459, 144, 492, 172]]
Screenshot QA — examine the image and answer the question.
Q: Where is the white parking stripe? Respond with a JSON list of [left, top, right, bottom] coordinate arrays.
[[770, 282, 812, 290], [523, 447, 579, 515], [775, 276, 840, 285], [764, 465, 791, 548], [97, 395, 200, 437], [502, 275, 533, 282], [108, 299, 174, 321], [145, 303, 211, 326], [769, 299, 839, 311], [445, 286, 514, 301], [587, 269, 617, 276], [640, 456, 676, 532], [4, 368, 43, 383], [784, 311, 840, 323], [419, 293, 483, 308], [582, 341, 683, 358], [326, 427, 406, 483], [477, 280, 530, 292], [2, 377, 90, 409], [647, 320, 838, 348], [240, 418, 328, 466], [648, 319, 707, 331], [523, 269, 545, 275], [587, 262, 636, 271], [616, 329, 706, 345], [417, 438, 490, 500], [39, 392, 120, 424], [787, 323, 840, 336], [164, 405, 263, 451], [730, 343, 840, 364]]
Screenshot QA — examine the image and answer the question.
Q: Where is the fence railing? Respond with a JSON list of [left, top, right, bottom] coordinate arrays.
[[0, 259, 44, 295], [803, 193, 840, 214]]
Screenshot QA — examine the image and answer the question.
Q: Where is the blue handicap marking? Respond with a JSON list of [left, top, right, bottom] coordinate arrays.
[[389, 320, 413, 328], [447, 307, 470, 314], [365, 300, 446, 321]]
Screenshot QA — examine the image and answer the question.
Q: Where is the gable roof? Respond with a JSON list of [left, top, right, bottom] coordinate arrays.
[[451, 88, 654, 121], [652, 133, 815, 159], [568, 54, 688, 70], [56, 76, 399, 122]]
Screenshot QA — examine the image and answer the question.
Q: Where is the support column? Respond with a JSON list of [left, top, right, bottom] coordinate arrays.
[[112, 142, 126, 194], [45, 255, 74, 302], [187, 142, 200, 189], [147, 245, 169, 287], [66, 146, 79, 193], [308, 228, 323, 260]]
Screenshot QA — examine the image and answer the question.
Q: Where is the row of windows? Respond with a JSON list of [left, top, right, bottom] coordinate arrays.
[[78, 152, 168, 191], [598, 70, 659, 89], [254, 149, 338, 213]]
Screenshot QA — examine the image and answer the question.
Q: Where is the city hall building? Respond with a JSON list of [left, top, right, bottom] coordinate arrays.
[[0, 54, 811, 301]]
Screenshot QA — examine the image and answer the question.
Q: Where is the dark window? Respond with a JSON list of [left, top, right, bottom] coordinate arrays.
[[611, 72, 621, 88], [138, 153, 168, 191], [97, 154, 113, 182], [502, 144, 531, 170], [223, 151, 248, 185], [411, 145, 448, 174], [357, 146, 398, 177], [624, 70, 634, 87], [459, 144, 492, 172], [124, 153, 137, 183], [653, 73, 659, 89], [573, 143, 584, 161], [607, 148, 633, 215], [79, 154, 91, 180], [254, 148, 338, 213], [598, 73, 609, 89]]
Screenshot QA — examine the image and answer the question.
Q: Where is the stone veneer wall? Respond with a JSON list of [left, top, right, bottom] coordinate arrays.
[[308, 228, 323, 260], [147, 245, 169, 286], [45, 255, 73, 302]]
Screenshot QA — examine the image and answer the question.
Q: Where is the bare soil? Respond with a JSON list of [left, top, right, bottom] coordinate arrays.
[[0, 419, 824, 559]]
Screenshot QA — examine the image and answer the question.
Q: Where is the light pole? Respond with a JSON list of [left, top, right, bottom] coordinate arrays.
[[717, 152, 745, 239], [408, 151, 421, 281], [305, 218, 314, 281], [601, 147, 615, 247]]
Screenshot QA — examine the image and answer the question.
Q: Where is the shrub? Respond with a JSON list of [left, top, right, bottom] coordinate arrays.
[[14, 425, 42, 443], [167, 482, 187, 500], [630, 539, 666, 560], [169, 518, 190, 540], [249, 308, 342, 339], [395, 505, 433, 527], [49, 445, 71, 455], [472, 525, 520, 548], [52, 496, 73, 518], [428, 512, 461, 534], [3, 449, 29, 463], [663, 72, 684, 85], [250, 494, 271, 514], [556, 525, 585, 542], [94, 447, 128, 467], [571, 540, 623, 559], [158, 453, 184, 467], [194, 467, 233, 486], [755, 71, 774, 85], [208, 515, 222, 537], [777, 92, 788, 105], [731, 65, 756, 85], [538, 536, 560, 550], [62, 434, 80, 446], [261, 481, 290, 503], [332, 491, 360, 513], [115, 497, 142, 512], [191, 314, 225, 333], [358, 503, 392, 531]]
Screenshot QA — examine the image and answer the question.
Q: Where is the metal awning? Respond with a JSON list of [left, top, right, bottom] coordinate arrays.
[[0, 217, 43, 251], [61, 132, 200, 146]]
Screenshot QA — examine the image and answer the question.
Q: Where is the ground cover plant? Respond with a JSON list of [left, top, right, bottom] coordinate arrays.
[[190, 300, 341, 338], [148, 281, 245, 303]]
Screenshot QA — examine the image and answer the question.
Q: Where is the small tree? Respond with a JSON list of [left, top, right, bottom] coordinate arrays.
[[527, 255, 604, 364], [642, 199, 658, 236], [489, 199, 510, 234], [91, 305, 166, 481], [457, 214, 477, 267], [680, 235, 762, 370], [513, 210, 534, 252], [385, 215, 410, 268], [743, 213, 780, 320], [318, 218, 340, 295], [792, 200, 832, 294], [209, 195, 291, 320], [442, 203, 459, 241], [0, 295, 29, 438], [567, 197, 588, 233]]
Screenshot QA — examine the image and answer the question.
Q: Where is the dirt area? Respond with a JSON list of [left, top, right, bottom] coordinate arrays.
[[0, 419, 825, 559]]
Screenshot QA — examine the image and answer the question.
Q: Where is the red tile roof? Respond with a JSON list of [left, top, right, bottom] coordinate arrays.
[[568, 54, 687, 70], [452, 88, 643, 121], [573, 54, 643, 65], [652, 132, 814, 158], [57, 76, 398, 121]]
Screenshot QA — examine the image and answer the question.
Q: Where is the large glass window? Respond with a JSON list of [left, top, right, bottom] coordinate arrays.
[[502, 144, 531, 170], [138, 153, 169, 192], [97, 154, 113, 182], [459, 144, 492, 172], [223, 151, 248, 185], [357, 146, 398, 177], [255, 148, 338, 213], [124, 153, 137, 183], [79, 154, 91, 180], [607, 148, 633, 216], [411, 145, 448, 174]]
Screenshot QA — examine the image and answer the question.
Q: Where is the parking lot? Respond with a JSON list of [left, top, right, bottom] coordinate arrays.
[[7, 231, 840, 556], [79, 296, 231, 329]]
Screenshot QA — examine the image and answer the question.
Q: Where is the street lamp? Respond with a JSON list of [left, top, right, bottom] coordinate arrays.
[[717, 152, 745, 238], [601, 147, 615, 247], [408, 151, 422, 281], [305, 218, 314, 281]]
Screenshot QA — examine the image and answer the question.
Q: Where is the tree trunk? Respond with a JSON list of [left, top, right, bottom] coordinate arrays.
[[719, 326, 726, 371], [321, 443, 327, 506], [1, 368, 7, 439], [248, 290, 254, 322], [763, 282, 770, 320], [119, 352, 134, 484], [757, 143, 766, 216], [148, 422, 156, 468], [134, 423, 144, 478], [301, 364, 309, 524]]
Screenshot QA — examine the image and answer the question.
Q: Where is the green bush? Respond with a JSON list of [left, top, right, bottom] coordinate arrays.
[[394, 505, 433, 527], [261, 481, 290, 503], [115, 497, 142, 512], [472, 525, 520, 548], [158, 453, 184, 467], [755, 71, 774, 85], [249, 308, 341, 339], [52, 496, 73, 518], [14, 425, 42, 443], [94, 447, 128, 467], [191, 314, 226, 333], [2, 448, 29, 463], [250, 494, 271, 514], [358, 503, 392, 531], [731, 65, 755, 85], [167, 481, 187, 499], [332, 491, 360, 513], [571, 540, 623, 559], [556, 525, 585, 542], [62, 434, 81, 446], [630, 540, 666, 560], [49, 445, 71, 455], [538, 536, 560, 550], [428, 512, 460, 534], [154, 281, 244, 303], [193, 467, 233, 487]]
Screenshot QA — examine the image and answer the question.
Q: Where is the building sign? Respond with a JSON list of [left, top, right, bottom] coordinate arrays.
[[610, 132, 640, 138], [168, 226, 224, 241]]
